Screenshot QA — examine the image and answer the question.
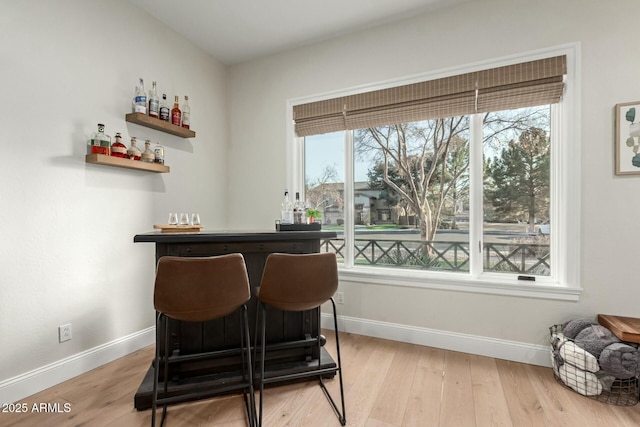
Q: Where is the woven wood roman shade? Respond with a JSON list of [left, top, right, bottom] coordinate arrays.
[[293, 55, 566, 137]]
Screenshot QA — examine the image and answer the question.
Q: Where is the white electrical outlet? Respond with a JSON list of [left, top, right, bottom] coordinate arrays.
[[336, 292, 344, 304], [59, 323, 72, 342]]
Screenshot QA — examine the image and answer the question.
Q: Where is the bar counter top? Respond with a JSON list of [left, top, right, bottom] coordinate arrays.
[[134, 229, 336, 243]]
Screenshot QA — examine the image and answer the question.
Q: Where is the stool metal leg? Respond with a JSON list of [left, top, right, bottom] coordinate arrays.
[[317, 298, 346, 425], [151, 313, 160, 427], [240, 305, 257, 427], [152, 308, 255, 427], [258, 302, 267, 427], [152, 312, 169, 427], [256, 299, 346, 426], [330, 297, 346, 425]]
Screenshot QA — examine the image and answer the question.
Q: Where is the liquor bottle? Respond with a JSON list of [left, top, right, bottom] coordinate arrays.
[[127, 137, 141, 161], [159, 94, 170, 122], [280, 190, 293, 225], [141, 140, 155, 163], [133, 78, 147, 114], [148, 81, 159, 118], [171, 95, 181, 126], [153, 141, 165, 164], [89, 123, 111, 155], [181, 96, 190, 129], [293, 192, 304, 224], [110, 132, 127, 158]]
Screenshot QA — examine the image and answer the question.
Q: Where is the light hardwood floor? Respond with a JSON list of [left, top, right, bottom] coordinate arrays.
[[2, 331, 640, 426]]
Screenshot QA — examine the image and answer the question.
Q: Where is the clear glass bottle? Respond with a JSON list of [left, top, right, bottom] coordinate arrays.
[[110, 132, 127, 158], [280, 190, 293, 225], [181, 95, 190, 129], [159, 94, 170, 122], [89, 123, 111, 155], [133, 78, 147, 114], [294, 192, 304, 224], [148, 81, 159, 118], [171, 95, 182, 126], [153, 141, 165, 164], [127, 137, 141, 161], [141, 140, 155, 163]]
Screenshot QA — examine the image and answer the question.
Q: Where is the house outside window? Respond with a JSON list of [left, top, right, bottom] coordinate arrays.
[[291, 45, 580, 300]]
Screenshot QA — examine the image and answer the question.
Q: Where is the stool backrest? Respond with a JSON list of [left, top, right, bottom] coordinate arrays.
[[259, 252, 338, 311], [154, 254, 250, 322]]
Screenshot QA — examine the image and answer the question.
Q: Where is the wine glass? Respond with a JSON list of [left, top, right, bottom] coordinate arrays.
[[168, 213, 178, 225], [179, 213, 189, 225]]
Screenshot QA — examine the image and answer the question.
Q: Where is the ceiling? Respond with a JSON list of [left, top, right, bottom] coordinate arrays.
[[130, 0, 465, 65]]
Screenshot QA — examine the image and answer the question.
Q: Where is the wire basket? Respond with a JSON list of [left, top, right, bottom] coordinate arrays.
[[549, 324, 639, 406]]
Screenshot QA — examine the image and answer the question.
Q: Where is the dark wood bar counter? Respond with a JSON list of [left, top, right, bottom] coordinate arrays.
[[133, 229, 337, 410]]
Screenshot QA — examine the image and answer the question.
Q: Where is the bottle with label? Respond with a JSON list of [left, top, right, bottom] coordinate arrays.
[[148, 81, 159, 118], [159, 94, 170, 122], [110, 132, 127, 158], [293, 192, 304, 224], [153, 141, 165, 164], [280, 190, 293, 225], [181, 95, 190, 129], [89, 123, 111, 155], [141, 140, 155, 163], [171, 95, 182, 126], [133, 78, 147, 114], [127, 137, 141, 160]]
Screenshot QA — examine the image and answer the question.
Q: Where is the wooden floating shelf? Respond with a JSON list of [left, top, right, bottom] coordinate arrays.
[[125, 112, 196, 138], [85, 154, 170, 173]]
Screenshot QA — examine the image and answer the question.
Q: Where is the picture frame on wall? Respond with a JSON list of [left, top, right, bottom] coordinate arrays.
[[615, 100, 640, 175]]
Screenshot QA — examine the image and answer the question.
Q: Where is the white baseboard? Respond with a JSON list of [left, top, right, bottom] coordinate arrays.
[[0, 327, 155, 405], [321, 314, 551, 368], [1, 317, 551, 405]]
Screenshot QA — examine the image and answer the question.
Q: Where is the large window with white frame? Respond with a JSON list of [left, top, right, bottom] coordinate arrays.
[[290, 46, 580, 299]]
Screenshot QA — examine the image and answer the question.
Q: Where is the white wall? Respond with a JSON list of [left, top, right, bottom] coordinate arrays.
[[0, 0, 227, 399], [227, 0, 640, 351]]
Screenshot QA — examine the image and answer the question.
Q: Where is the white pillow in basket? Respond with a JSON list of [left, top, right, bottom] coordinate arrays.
[[558, 363, 603, 396], [560, 341, 600, 373]]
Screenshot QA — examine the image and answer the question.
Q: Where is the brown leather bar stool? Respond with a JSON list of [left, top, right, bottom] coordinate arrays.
[[152, 254, 256, 427], [255, 252, 346, 426]]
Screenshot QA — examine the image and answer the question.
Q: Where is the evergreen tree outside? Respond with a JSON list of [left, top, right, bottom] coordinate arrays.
[[485, 127, 550, 232]]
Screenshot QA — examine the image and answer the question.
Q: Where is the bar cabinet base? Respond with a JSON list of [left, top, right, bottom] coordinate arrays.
[[134, 347, 337, 410]]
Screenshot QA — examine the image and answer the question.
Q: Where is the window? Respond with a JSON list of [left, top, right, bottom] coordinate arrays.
[[482, 106, 552, 277], [288, 45, 580, 300], [304, 132, 345, 262]]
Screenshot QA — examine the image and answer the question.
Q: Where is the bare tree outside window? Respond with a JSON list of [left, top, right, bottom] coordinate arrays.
[[305, 164, 344, 213], [355, 107, 550, 242]]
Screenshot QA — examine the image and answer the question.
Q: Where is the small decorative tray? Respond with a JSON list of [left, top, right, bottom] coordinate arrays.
[[275, 222, 321, 231], [154, 224, 203, 233]]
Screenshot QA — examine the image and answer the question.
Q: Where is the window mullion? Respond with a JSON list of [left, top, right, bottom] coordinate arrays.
[[549, 103, 560, 282], [344, 130, 355, 268], [469, 114, 483, 277]]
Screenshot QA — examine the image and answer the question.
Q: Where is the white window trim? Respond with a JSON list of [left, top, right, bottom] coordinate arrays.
[[286, 43, 581, 301]]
